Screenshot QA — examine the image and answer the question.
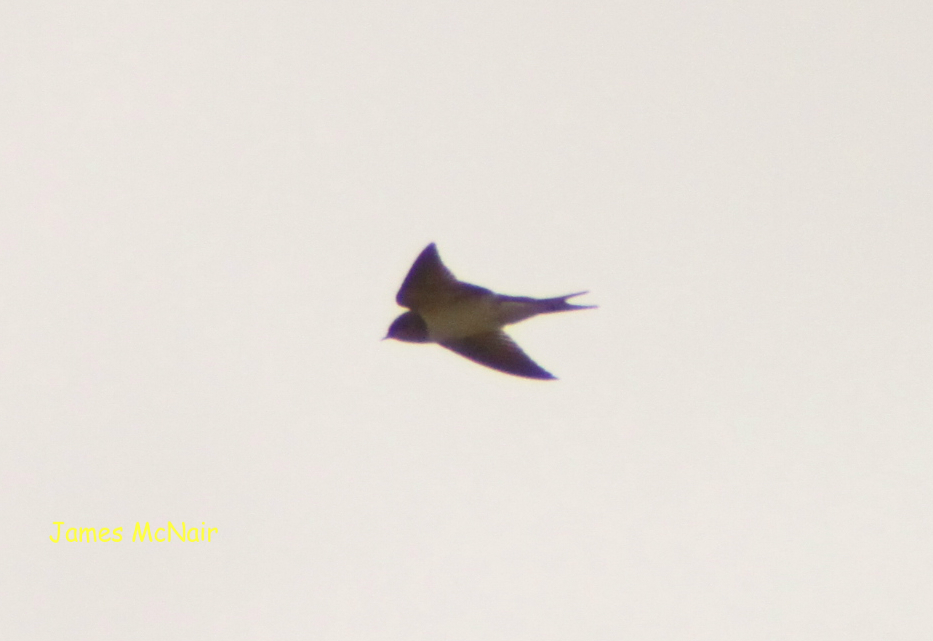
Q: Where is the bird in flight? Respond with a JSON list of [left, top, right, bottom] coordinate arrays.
[[384, 243, 595, 379]]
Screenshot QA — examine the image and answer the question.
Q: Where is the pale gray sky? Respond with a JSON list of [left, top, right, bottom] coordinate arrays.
[[2, 1, 932, 639]]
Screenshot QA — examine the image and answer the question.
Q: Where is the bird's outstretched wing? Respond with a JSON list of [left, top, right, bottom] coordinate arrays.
[[396, 243, 460, 309], [441, 331, 556, 380]]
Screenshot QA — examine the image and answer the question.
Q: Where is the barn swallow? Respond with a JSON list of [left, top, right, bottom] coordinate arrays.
[[385, 243, 595, 379]]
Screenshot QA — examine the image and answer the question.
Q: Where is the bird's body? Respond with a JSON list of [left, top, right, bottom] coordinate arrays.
[[385, 243, 595, 379], [421, 295, 502, 341]]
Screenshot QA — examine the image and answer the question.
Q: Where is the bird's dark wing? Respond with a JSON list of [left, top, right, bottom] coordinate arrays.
[[396, 243, 461, 309], [440, 331, 556, 380]]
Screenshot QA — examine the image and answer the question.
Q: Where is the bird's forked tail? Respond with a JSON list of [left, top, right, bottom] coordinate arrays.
[[538, 291, 597, 313]]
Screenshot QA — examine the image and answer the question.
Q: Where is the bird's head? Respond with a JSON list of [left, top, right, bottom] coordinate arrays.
[[384, 311, 430, 343]]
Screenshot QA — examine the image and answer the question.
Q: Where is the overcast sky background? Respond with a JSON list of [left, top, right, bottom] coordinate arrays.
[[2, 1, 931, 639]]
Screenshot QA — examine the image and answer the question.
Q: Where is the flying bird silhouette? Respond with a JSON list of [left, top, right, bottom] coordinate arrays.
[[384, 243, 595, 379]]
